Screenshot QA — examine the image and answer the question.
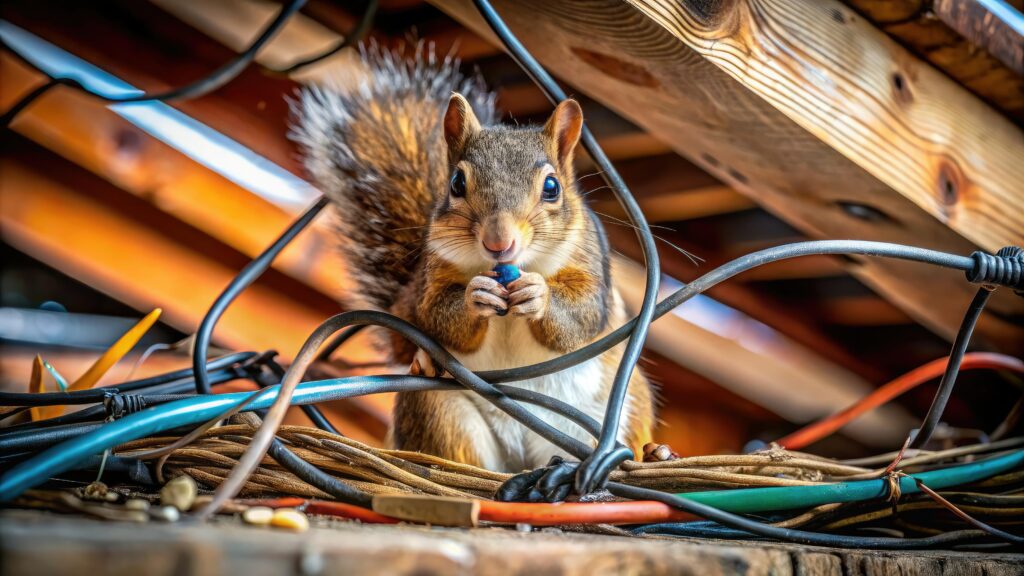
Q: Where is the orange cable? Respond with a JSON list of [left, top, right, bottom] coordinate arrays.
[[775, 352, 1024, 450], [246, 497, 694, 525]]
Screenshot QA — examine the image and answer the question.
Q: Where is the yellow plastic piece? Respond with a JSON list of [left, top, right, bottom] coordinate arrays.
[[29, 355, 49, 421], [30, 308, 163, 419], [69, 308, 163, 392]]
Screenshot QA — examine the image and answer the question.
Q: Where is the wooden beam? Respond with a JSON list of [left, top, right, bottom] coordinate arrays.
[[815, 296, 915, 326], [0, 151, 339, 358], [734, 255, 847, 281], [0, 147, 385, 442], [429, 0, 1024, 353], [592, 184, 754, 222], [844, 0, 1024, 122], [934, 0, 1024, 76], [0, 52, 353, 304]]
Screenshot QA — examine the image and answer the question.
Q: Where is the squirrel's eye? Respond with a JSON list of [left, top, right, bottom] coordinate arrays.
[[450, 169, 467, 198], [541, 175, 561, 202]]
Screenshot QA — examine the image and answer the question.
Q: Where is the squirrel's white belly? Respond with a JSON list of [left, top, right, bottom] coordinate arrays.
[[452, 316, 621, 472]]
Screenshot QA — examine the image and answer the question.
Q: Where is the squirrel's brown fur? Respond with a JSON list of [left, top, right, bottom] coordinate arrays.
[[294, 46, 653, 472]]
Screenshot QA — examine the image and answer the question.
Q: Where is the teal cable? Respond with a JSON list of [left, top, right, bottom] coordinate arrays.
[[677, 450, 1024, 513]]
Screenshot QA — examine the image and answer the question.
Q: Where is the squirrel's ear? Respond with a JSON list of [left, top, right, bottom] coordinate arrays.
[[443, 93, 481, 163], [543, 99, 583, 168]]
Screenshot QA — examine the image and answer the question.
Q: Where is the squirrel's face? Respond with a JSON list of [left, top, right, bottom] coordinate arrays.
[[429, 94, 586, 277]]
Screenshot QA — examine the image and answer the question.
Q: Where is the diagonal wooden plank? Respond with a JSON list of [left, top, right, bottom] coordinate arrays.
[[429, 0, 1024, 353]]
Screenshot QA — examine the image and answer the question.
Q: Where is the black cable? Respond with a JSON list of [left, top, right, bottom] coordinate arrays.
[[608, 483, 995, 550], [266, 438, 372, 507], [192, 197, 327, 395], [476, 241, 977, 385], [267, 0, 378, 75], [909, 287, 992, 449], [473, 0, 660, 494], [0, 353, 255, 407], [1, 0, 307, 128], [0, 77, 82, 128], [315, 326, 365, 362]]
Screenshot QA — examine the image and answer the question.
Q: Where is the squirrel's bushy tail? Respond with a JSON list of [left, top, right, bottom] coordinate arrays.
[[292, 44, 496, 311]]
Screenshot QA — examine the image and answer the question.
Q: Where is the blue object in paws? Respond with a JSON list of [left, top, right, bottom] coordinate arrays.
[[492, 263, 521, 286]]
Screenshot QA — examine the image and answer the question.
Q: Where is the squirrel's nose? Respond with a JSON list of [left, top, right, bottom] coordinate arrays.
[[483, 238, 516, 260]]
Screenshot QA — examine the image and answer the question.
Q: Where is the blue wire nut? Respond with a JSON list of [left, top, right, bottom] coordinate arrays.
[[492, 263, 521, 286], [492, 264, 521, 317]]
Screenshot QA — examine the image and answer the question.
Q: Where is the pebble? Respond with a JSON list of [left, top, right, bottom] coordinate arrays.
[[81, 481, 110, 501], [515, 523, 532, 533], [270, 508, 309, 532], [242, 506, 275, 526], [151, 505, 180, 522], [125, 498, 151, 511], [160, 475, 197, 512]]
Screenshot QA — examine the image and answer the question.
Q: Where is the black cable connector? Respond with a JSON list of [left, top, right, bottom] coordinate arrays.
[[967, 246, 1024, 295]]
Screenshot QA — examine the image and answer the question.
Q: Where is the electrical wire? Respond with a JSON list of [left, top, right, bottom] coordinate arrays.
[[608, 484, 996, 549], [192, 198, 327, 395], [472, 0, 661, 494], [0, 374, 602, 498], [0, 0, 307, 128], [267, 0, 378, 75], [0, 352, 256, 407], [910, 288, 992, 449], [189, 196, 341, 436], [776, 352, 1024, 450]]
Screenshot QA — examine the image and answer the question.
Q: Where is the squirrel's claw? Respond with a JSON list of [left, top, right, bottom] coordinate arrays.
[[410, 349, 448, 378], [466, 275, 509, 318], [507, 272, 548, 320]]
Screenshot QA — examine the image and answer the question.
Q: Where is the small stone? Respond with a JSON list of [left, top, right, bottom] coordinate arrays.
[[243, 506, 275, 526], [270, 508, 309, 532], [642, 442, 679, 463], [81, 481, 109, 501], [515, 523, 532, 533], [160, 474, 197, 512], [151, 505, 180, 522], [103, 491, 119, 502], [125, 498, 150, 511]]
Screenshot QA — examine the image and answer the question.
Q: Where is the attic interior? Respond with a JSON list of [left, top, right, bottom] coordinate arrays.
[[1, 0, 1023, 573]]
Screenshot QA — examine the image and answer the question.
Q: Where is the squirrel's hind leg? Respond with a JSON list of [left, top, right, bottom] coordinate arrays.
[[391, 390, 503, 471]]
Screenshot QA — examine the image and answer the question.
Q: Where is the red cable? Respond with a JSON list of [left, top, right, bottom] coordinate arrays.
[[775, 352, 1024, 450]]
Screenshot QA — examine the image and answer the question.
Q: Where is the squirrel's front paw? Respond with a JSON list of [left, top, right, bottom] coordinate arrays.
[[465, 275, 508, 318], [507, 272, 549, 320]]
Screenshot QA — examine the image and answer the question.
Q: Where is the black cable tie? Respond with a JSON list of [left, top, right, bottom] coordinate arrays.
[[966, 246, 1023, 295], [102, 393, 147, 420]]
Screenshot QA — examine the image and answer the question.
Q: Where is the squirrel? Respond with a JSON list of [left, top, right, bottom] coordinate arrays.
[[293, 46, 654, 472]]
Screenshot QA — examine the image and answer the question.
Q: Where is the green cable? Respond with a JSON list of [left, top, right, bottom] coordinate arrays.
[[677, 450, 1024, 513]]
